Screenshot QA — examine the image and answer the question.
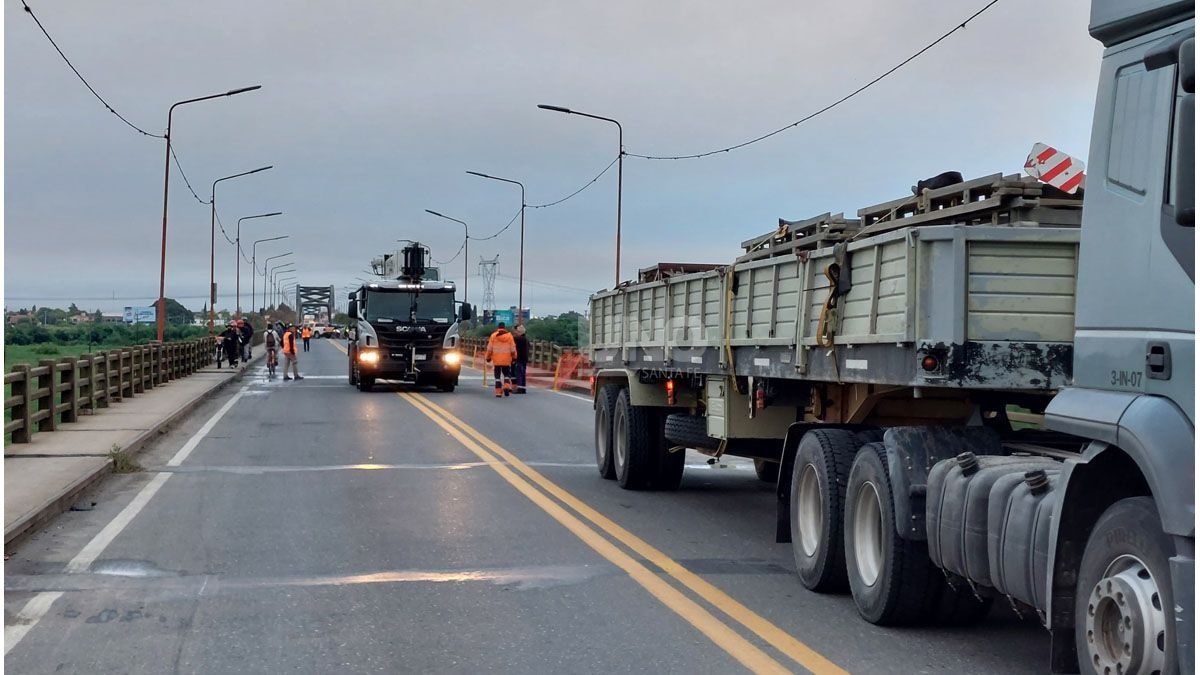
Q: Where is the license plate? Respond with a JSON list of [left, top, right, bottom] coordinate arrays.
[[414, 354, 427, 361]]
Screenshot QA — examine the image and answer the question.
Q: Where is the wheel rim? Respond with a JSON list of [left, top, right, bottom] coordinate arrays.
[[1085, 554, 1167, 675], [613, 407, 628, 476], [796, 463, 823, 557], [852, 481, 884, 587], [595, 407, 610, 470]]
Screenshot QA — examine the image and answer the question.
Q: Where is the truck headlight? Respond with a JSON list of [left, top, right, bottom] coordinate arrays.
[[442, 351, 462, 365], [359, 349, 381, 365]]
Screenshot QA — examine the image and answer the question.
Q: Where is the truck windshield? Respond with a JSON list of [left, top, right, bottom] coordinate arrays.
[[363, 290, 454, 323]]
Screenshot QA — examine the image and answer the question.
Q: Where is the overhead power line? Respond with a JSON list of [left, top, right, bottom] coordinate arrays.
[[625, 0, 1001, 160], [470, 207, 523, 242], [433, 239, 466, 266], [170, 145, 211, 204], [527, 155, 620, 209], [19, 1, 163, 139]]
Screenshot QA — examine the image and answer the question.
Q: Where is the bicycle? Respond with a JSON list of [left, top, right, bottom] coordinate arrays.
[[266, 347, 278, 378]]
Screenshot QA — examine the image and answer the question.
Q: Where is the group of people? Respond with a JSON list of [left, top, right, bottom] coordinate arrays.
[[216, 318, 303, 380], [483, 322, 528, 398], [216, 319, 256, 368]]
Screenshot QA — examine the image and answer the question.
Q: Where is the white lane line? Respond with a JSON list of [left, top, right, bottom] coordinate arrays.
[[4, 384, 249, 655]]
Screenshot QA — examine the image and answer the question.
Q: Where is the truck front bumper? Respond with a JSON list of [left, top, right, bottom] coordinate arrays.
[[1172, 552, 1194, 674], [357, 349, 462, 380]]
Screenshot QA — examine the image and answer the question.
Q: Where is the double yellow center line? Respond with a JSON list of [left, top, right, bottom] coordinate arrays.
[[400, 391, 845, 675], [328, 340, 842, 673]]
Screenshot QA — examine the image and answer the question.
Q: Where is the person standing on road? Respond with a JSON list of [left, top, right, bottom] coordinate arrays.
[[301, 324, 313, 352], [281, 323, 303, 381], [512, 324, 529, 394], [220, 322, 241, 368], [484, 322, 517, 398], [239, 319, 255, 363]]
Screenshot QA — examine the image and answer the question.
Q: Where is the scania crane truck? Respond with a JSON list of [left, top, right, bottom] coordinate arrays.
[[587, 2, 1193, 672], [347, 242, 471, 392]]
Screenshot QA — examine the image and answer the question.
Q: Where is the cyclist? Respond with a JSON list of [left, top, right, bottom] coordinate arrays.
[[263, 322, 280, 377]]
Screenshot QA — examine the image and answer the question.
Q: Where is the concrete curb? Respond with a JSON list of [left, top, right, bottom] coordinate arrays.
[[4, 358, 258, 548]]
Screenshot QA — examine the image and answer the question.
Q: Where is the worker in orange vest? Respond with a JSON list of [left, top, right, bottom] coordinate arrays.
[[301, 324, 313, 352], [484, 322, 518, 398], [281, 323, 303, 381]]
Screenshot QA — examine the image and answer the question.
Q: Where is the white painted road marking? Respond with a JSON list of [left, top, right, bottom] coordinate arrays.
[[4, 384, 249, 655]]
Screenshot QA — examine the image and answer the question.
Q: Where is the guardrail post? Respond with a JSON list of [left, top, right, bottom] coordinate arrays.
[[79, 354, 94, 412], [37, 359, 57, 432], [63, 357, 79, 423], [132, 347, 144, 394], [11, 364, 32, 443], [96, 351, 110, 409]]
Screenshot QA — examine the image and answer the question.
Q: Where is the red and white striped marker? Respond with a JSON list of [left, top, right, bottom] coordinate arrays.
[[1024, 142, 1086, 194]]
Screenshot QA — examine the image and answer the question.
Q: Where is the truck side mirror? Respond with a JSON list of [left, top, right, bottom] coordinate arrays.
[[1174, 38, 1194, 226], [459, 303, 472, 321], [348, 299, 358, 320]]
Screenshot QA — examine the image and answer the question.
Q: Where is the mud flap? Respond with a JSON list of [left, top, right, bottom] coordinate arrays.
[[882, 427, 1002, 541]]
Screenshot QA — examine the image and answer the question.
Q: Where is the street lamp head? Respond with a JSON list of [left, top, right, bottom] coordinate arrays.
[[465, 170, 493, 179], [538, 104, 572, 114], [425, 209, 445, 218], [226, 85, 262, 96]]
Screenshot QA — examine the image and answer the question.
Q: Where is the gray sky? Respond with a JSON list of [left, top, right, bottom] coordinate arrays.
[[4, 0, 1102, 316]]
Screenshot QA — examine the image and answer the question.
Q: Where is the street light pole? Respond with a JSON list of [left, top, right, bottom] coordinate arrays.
[[272, 267, 295, 307], [252, 236, 288, 314], [157, 84, 262, 343], [465, 171, 525, 323], [424, 210, 469, 317], [263, 253, 293, 311], [537, 104, 623, 287], [210, 165, 272, 334], [235, 211, 282, 318]]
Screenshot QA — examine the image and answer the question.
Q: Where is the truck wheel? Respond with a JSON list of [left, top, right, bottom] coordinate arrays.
[[348, 346, 358, 386], [357, 375, 374, 392], [594, 385, 622, 479], [844, 441, 941, 625], [651, 444, 686, 491], [1076, 497, 1175, 675], [612, 388, 657, 490], [754, 460, 779, 483], [791, 429, 860, 593], [663, 413, 720, 451], [438, 377, 456, 393]]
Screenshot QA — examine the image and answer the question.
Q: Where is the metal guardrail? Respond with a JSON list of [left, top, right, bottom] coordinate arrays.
[[4, 338, 215, 444]]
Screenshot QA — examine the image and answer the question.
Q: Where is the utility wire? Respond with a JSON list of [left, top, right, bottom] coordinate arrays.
[[170, 145, 211, 204], [527, 155, 620, 208], [469, 207, 523, 242], [496, 273, 593, 294], [625, 0, 1001, 160], [19, 0, 164, 139], [433, 239, 466, 265], [214, 211, 236, 245]]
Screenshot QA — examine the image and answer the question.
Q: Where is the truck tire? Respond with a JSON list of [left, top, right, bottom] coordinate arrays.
[[1076, 497, 1176, 675], [348, 345, 358, 386], [612, 388, 658, 490], [651, 444, 686, 491], [357, 375, 374, 392], [594, 385, 621, 479], [790, 429, 861, 593], [754, 460, 779, 483], [664, 413, 721, 451], [438, 377, 456, 393], [844, 441, 941, 625]]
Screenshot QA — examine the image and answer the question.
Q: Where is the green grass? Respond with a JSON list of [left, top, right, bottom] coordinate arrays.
[[4, 343, 104, 371]]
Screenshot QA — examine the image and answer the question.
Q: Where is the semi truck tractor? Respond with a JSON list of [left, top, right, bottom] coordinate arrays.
[[587, 2, 1193, 672], [347, 242, 470, 392]]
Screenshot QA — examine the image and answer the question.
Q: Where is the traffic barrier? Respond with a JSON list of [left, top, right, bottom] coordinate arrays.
[[4, 338, 215, 445]]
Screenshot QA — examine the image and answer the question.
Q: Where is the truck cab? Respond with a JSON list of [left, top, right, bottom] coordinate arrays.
[[347, 243, 469, 392]]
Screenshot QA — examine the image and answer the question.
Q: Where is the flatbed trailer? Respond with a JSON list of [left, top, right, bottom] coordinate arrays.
[[586, 3, 1193, 671]]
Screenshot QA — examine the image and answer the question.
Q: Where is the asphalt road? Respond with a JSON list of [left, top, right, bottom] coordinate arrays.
[[5, 339, 1050, 674]]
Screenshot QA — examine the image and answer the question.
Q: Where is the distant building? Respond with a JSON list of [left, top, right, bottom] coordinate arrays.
[[69, 312, 93, 324], [99, 313, 124, 324]]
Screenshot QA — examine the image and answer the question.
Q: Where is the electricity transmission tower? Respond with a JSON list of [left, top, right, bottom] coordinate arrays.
[[479, 255, 499, 319]]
